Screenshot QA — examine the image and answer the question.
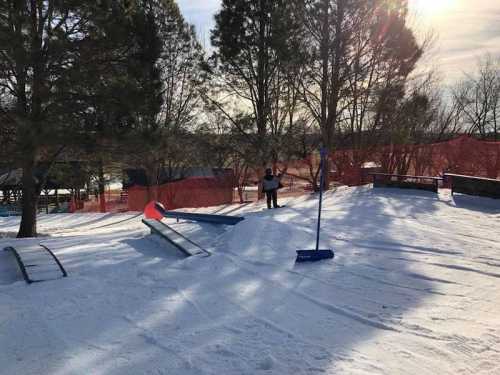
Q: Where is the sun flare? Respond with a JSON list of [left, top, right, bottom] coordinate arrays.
[[409, 0, 455, 17]]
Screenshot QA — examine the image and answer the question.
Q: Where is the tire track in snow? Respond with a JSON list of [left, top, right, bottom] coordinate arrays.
[[221, 254, 399, 333], [143, 249, 396, 368], [140, 262, 348, 372], [429, 263, 500, 279], [213, 250, 484, 346], [219, 244, 465, 325], [332, 235, 463, 257], [332, 235, 500, 278], [134, 261, 338, 372], [220, 251, 486, 349], [120, 315, 205, 374], [334, 260, 463, 285], [392, 216, 500, 250]]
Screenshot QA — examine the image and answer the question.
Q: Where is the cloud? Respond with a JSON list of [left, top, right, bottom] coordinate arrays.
[[415, 0, 500, 84]]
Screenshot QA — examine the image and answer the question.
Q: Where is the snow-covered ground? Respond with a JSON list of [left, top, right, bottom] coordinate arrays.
[[1, 186, 500, 375]]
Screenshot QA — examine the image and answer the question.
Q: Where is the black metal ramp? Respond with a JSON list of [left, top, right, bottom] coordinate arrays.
[[4, 244, 67, 284], [142, 219, 210, 257]]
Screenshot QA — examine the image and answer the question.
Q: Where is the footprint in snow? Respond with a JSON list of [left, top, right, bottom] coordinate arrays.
[[256, 354, 276, 371], [213, 344, 237, 358]]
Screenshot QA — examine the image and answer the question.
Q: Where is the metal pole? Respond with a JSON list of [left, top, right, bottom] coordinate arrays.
[[315, 148, 327, 251]]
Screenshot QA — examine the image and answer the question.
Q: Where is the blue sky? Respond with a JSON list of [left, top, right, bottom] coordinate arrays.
[[177, 0, 219, 48], [177, 0, 500, 85]]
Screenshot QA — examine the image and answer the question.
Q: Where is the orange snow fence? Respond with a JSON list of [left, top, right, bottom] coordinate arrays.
[[330, 135, 500, 186], [79, 136, 499, 213], [127, 176, 235, 212], [274, 136, 500, 188]]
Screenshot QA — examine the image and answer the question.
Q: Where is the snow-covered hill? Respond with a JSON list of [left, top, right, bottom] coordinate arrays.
[[1, 186, 500, 375]]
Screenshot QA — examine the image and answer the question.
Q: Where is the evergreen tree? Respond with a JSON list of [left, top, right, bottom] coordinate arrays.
[[210, 0, 303, 175], [0, 1, 158, 236], [123, 0, 206, 189]]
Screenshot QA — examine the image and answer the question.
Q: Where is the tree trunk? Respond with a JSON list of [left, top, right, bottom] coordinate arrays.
[[98, 160, 106, 213], [237, 187, 244, 204], [319, 0, 332, 190], [17, 160, 38, 238], [44, 190, 49, 214]]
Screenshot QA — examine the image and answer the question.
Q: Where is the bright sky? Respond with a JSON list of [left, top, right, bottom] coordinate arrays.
[[177, 0, 500, 85]]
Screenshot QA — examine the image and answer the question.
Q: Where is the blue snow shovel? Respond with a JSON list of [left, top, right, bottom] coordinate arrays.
[[296, 148, 335, 262]]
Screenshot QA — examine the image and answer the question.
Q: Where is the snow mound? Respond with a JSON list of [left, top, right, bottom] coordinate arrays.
[[1, 186, 500, 374]]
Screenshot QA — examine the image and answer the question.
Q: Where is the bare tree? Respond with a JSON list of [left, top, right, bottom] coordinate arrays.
[[453, 55, 500, 140], [299, 0, 422, 187]]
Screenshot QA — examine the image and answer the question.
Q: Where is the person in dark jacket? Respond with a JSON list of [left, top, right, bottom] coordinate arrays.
[[262, 168, 282, 209]]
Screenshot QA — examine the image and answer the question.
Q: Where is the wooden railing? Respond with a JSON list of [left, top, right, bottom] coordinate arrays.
[[371, 173, 443, 193], [444, 173, 500, 199]]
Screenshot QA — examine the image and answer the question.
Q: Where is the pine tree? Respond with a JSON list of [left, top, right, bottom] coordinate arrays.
[[210, 0, 303, 175], [0, 1, 157, 236], [122, 0, 206, 189]]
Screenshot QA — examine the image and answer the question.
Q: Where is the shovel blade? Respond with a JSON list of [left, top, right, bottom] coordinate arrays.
[[295, 249, 334, 263]]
